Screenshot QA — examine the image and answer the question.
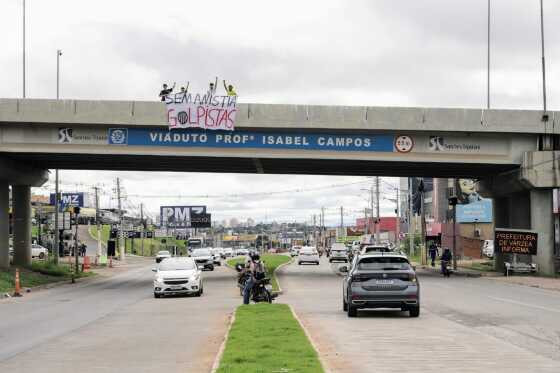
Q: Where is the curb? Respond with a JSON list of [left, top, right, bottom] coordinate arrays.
[[210, 311, 236, 373], [288, 304, 331, 373], [272, 255, 294, 295], [417, 265, 500, 278]]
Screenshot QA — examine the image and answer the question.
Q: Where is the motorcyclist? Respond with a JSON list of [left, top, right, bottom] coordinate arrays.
[[243, 252, 265, 305], [441, 247, 452, 274]]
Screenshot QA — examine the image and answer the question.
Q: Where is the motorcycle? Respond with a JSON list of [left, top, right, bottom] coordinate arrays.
[[441, 260, 453, 277], [251, 277, 274, 303], [235, 263, 248, 295], [234, 263, 275, 302]]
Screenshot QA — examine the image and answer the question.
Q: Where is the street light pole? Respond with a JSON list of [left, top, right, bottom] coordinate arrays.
[[487, 0, 491, 109], [56, 50, 62, 99], [539, 0, 547, 113], [22, 0, 26, 98]]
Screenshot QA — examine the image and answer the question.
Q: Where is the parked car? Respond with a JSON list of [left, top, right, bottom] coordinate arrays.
[[31, 244, 48, 259], [152, 257, 202, 298], [155, 250, 171, 263], [297, 247, 320, 265], [329, 243, 349, 263], [341, 253, 420, 318], [191, 249, 214, 271], [482, 240, 494, 258]]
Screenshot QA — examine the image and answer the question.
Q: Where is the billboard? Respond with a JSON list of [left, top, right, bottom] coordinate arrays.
[[454, 179, 493, 223], [160, 206, 208, 228], [456, 199, 493, 223], [49, 192, 87, 207], [495, 229, 538, 255]]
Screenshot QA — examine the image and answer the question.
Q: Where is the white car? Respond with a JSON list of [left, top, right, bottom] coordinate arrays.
[[209, 248, 222, 265], [31, 244, 48, 259], [153, 257, 202, 298], [298, 247, 320, 265], [156, 250, 171, 263], [222, 247, 233, 258], [290, 246, 301, 257], [236, 248, 249, 256]]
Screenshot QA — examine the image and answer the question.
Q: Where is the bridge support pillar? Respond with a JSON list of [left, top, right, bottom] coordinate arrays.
[[530, 189, 556, 275], [0, 182, 10, 269], [12, 185, 31, 267]]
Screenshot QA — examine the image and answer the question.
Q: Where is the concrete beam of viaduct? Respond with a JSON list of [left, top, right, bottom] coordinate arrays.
[[0, 157, 48, 268]]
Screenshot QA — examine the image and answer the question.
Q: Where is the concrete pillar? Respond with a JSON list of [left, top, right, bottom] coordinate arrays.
[[0, 182, 10, 269], [12, 185, 31, 266], [530, 189, 555, 275]]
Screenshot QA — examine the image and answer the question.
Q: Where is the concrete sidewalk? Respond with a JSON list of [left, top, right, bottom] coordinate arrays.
[[490, 275, 560, 292], [415, 263, 501, 278]]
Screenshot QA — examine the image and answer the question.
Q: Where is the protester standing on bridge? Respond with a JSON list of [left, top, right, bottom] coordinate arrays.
[[223, 80, 237, 96], [159, 82, 176, 101], [179, 82, 189, 95], [208, 77, 218, 96]]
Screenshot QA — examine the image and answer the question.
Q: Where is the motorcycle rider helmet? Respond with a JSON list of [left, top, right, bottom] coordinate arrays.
[[250, 253, 260, 261]]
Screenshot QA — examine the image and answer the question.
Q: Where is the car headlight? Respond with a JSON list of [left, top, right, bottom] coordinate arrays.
[[190, 274, 200, 282], [155, 277, 164, 283]]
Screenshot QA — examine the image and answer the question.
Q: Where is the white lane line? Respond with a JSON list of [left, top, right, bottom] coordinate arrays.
[[487, 296, 560, 314]]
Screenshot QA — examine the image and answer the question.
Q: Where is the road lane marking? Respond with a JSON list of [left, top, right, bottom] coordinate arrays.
[[487, 296, 560, 314]]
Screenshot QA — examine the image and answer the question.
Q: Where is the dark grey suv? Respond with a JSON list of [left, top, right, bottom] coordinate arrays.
[[341, 253, 420, 317]]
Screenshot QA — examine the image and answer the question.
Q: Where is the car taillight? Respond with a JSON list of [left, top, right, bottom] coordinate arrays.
[[408, 274, 417, 283]]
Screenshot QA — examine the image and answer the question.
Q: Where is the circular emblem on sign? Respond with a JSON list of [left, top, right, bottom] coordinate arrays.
[[382, 273, 388, 279], [394, 135, 414, 153], [177, 111, 189, 124], [110, 129, 126, 144]]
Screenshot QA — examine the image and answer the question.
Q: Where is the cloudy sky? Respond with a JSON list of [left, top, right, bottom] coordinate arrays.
[[1, 0, 559, 225]]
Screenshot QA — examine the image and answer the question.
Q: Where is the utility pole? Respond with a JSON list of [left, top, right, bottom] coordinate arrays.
[[340, 206, 344, 234], [54, 172, 60, 264], [73, 208, 80, 274], [321, 207, 325, 249], [93, 186, 101, 259], [375, 177, 380, 244], [116, 178, 124, 261], [364, 207, 368, 236], [419, 180, 427, 265], [140, 203, 145, 256], [312, 214, 316, 246], [409, 178, 415, 256], [395, 188, 399, 245]]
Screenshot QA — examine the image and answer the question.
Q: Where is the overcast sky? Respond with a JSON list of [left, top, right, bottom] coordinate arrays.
[[2, 1, 559, 225]]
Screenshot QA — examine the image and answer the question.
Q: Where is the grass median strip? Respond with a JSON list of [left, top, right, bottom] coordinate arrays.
[[217, 303, 324, 373], [226, 254, 291, 292], [0, 260, 94, 294]]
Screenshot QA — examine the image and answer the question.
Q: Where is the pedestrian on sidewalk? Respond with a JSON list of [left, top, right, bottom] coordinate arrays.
[[429, 242, 438, 267]]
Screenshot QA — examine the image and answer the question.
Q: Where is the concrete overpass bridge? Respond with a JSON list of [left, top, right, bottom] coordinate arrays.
[[1, 98, 559, 274]]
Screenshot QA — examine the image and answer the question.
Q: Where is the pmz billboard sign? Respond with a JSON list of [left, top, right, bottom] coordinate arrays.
[[160, 206, 210, 228], [49, 193, 85, 207]]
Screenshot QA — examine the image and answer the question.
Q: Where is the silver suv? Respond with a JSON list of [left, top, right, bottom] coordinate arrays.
[[341, 253, 420, 318]]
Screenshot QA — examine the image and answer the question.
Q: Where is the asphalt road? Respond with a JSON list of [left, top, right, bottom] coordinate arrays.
[[278, 257, 560, 373], [0, 257, 239, 373]]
